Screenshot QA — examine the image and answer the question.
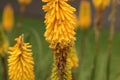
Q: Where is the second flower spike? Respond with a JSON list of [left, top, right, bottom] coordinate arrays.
[[8, 34, 35, 80]]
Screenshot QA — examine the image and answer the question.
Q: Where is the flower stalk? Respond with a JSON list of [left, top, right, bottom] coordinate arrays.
[[0, 26, 9, 80], [92, 0, 110, 54], [18, 0, 32, 27], [94, 9, 103, 55], [1, 56, 7, 80], [91, 0, 110, 79], [78, 0, 91, 60], [91, 8, 104, 80], [107, 0, 117, 80]]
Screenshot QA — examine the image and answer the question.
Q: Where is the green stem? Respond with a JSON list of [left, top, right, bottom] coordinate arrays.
[[72, 71, 75, 80], [16, 6, 26, 36], [1, 56, 7, 80], [91, 9, 103, 80], [107, 0, 117, 80], [18, 6, 26, 27], [80, 30, 86, 55], [80, 29, 87, 62]]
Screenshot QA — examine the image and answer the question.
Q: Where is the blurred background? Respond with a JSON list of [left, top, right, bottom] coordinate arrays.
[[0, 0, 120, 80], [0, 0, 120, 28]]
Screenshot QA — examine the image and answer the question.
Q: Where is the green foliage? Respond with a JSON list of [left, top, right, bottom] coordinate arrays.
[[0, 18, 120, 80]]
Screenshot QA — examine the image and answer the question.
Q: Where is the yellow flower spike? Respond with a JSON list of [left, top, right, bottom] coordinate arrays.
[[79, 1, 91, 29], [18, 0, 32, 6], [0, 27, 9, 56], [2, 4, 14, 32], [42, 0, 76, 48], [8, 34, 35, 80], [67, 46, 79, 68], [93, 0, 110, 10], [43, 0, 77, 79]]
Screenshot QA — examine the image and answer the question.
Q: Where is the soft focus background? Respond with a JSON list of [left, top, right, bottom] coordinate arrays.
[[0, 0, 120, 28], [0, 0, 120, 80]]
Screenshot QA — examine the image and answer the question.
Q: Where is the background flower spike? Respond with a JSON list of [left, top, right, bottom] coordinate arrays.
[[2, 4, 14, 32]]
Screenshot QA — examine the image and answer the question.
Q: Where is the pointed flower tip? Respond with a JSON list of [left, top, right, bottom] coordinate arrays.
[[20, 34, 24, 42], [14, 34, 24, 44]]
